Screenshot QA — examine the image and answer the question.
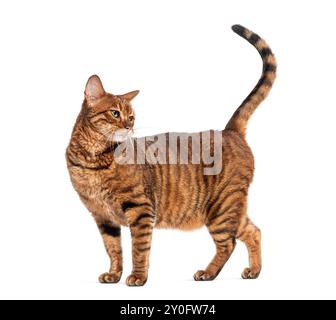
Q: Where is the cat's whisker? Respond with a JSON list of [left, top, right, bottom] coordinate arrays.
[[126, 135, 135, 152], [90, 127, 117, 151], [135, 125, 170, 129]]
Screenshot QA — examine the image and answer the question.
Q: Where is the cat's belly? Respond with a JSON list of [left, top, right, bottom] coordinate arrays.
[[155, 193, 207, 230], [155, 213, 205, 230], [151, 163, 211, 230], [154, 190, 208, 230]]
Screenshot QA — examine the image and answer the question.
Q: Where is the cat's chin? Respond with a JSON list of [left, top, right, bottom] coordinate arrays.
[[111, 136, 129, 143], [110, 130, 133, 143]]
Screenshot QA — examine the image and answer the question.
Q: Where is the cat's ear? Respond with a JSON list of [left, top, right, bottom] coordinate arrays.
[[84, 75, 106, 105], [120, 90, 139, 101]]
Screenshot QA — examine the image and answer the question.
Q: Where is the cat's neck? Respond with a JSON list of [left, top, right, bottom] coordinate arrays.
[[66, 114, 116, 170]]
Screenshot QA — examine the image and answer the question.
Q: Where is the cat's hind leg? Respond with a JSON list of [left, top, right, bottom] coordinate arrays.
[[237, 217, 261, 279], [193, 203, 242, 281], [193, 232, 236, 281]]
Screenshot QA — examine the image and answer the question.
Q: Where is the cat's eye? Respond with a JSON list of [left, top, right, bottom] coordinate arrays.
[[111, 110, 120, 118], [129, 116, 134, 122]]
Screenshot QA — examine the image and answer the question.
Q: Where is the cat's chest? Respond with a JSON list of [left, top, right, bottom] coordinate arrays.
[[69, 167, 108, 198], [69, 167, 125, 222]]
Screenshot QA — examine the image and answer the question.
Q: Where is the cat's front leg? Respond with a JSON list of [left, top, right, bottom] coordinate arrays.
[[126, 211, 155, 286], [95, 218, 123, 284]]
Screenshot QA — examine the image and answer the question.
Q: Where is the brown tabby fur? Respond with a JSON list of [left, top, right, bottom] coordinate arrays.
[[66, 25, 276, 286]]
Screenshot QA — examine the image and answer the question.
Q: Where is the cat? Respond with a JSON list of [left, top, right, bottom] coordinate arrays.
[[66, 24, 276, 286]]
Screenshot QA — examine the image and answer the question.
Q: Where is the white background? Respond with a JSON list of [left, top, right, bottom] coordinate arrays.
[[0, 0, 335, 300]]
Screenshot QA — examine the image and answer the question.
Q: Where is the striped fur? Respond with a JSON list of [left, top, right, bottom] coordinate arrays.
[[66, 25, 276, 286], [226, 25, 277, 136]]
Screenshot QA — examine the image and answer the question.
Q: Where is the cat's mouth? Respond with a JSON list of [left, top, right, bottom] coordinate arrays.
[[110, 128, 133, 142]]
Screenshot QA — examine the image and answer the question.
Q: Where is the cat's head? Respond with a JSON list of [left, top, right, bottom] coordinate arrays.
[[83, 75, 139, 142]]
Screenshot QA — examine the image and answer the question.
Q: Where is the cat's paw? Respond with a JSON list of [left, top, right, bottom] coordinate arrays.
[[99, 272, 122, 284], [126, 274, 147, 286], [193, 270, 216, 281], [241, 268, 260, 279]]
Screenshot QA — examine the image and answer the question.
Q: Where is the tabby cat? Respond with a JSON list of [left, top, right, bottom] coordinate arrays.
[[66, 25, 276, 286]]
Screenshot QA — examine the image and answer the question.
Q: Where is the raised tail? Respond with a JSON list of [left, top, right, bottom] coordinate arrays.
[[225, 25, 277, 135]]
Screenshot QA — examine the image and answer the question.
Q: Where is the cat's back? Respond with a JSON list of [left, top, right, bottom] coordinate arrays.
[[138, 129, 254, 177]]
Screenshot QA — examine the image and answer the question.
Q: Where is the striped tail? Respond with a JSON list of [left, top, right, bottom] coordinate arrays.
[[225, 25, 277, 136]]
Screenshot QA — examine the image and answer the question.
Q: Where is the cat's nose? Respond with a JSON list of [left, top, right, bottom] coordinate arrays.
[[124, 122, 132, 130]]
